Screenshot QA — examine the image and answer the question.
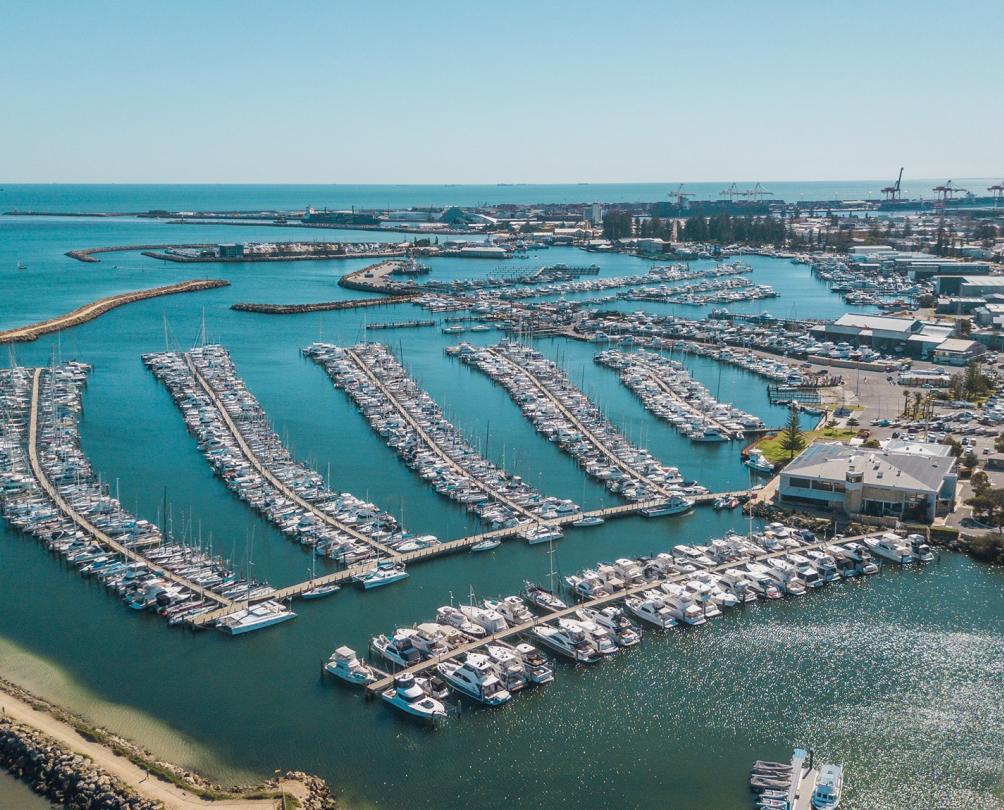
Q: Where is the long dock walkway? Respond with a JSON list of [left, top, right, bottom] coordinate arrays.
[[27, 370, 232, 607], [342, 347, 543, 523], [365, 530, 879, 694], [184, 355, 399, 558], [188, 489, 748, 626], [481, 346, 677, 498]]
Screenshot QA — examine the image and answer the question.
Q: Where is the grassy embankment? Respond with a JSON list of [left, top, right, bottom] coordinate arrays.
[[751, 427, 860, 466]]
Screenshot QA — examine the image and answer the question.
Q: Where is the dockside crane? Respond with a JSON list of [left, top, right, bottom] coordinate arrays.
[[719, 183, 744, 203], [668, 184, 695, 208], [743, 182, 773, 201], [932, 180, 969, 206], [989, 180, 1004, 206], [881, 167, 904, 201]]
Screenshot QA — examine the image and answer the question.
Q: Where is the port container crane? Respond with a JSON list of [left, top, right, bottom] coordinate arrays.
[[881, 167, 904, 201]]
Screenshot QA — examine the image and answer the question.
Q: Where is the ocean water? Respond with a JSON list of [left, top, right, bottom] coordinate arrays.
[[0, 771, 51, 808], [3, 179, 1001, 213], [0, 189, 1002, 810]]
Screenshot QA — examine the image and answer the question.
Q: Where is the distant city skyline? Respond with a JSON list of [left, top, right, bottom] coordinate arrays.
[[3, 0, 1002, 183]]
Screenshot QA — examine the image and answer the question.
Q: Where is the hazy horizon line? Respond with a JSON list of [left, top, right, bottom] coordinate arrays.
[[2, 177, 1000, 187]]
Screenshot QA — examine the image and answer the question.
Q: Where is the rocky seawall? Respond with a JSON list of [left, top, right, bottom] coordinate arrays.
[[0, 715, 158, 809], [0, 677, 338, 809]]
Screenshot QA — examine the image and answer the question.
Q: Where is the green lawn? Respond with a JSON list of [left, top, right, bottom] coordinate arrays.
[[753, 427, 860, 465]]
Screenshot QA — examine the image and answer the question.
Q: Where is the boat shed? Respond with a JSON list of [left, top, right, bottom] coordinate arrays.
[[812, 314, 954, 358], [932, 338, 985, 365]]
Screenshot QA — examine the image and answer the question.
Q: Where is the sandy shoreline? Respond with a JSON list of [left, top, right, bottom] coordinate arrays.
[[0, 678, 333, 809]]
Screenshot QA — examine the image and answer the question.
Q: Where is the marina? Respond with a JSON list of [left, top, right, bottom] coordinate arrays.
[[451, 341, 698, 503], [595, 348, 766, 441], [5, 0, 1004, 801], [146, 345, 403, 563], [0, 363, 287, 624], [305, 341, 579, 529], [346, 525, 923, 708], [1, 184, 1002, 809]]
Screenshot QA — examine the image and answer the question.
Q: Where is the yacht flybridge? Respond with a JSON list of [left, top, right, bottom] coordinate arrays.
[[437, 654, 512, 705], [381, 673, 447, 721]]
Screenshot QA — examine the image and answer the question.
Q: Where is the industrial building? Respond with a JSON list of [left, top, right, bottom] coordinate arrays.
[[811, 314, 954, 358]]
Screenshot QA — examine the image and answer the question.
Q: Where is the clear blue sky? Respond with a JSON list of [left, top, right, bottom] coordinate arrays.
[[2, 0, 1001, 183]]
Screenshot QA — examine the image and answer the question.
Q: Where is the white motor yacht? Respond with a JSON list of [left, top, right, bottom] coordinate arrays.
[[558, 617, 618, 656], [662, 594, 707, 626], [513, 643, 555, 684], [864, 533, 913, 565], [354, 561, 409, 589], [484, 595, 533, 626], [907, 533, 935, 563], [744, 448, 774, 475], [371, 629, 423, 667], [216, 601, 296, 635], [483, 644, 531, 692], [530, 624, 602, 663], [459, 603, 509, 634], [437, 654, 512, 705], [325, 646, 376, 686], [624, 593, 678, 629], [810, 763, 844, 809], [381, 673, 447, 721], [435, 605, 486, 638], [577, 606, 641, 647], [522, 525, 563, 545], [639, 494, 694, 517]]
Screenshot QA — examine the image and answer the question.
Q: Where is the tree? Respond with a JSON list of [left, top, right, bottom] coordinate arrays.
[[965, 489, 1004, 530], [995, 431, 1004, 454], [971, 470, 991, 497], [944, 437, 963, 457], [780, 406, 806, 460], [958, 318, 973, 337], [962, 450, 980, 471], [601, 211, 633, 241]]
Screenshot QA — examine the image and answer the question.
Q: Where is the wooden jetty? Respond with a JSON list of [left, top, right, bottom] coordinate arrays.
[[362, 530, 886, 695], [188, 489, 748, 627], [26, 370, 232, 607], [0, 280, 230, 344]]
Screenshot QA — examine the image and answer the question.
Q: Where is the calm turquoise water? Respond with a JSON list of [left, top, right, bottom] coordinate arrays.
[[0, 771, 52, 808], [3, 180, 1000, 212], [1, 192, 1002, 809]]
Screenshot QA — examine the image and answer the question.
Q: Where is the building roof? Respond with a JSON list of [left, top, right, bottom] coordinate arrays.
[[960, 276, 1004, 287], [783, 442, 955, 494], [881, 439, 953, 458], [935, 338, 981, 354], [831, 314, 921, 333]]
